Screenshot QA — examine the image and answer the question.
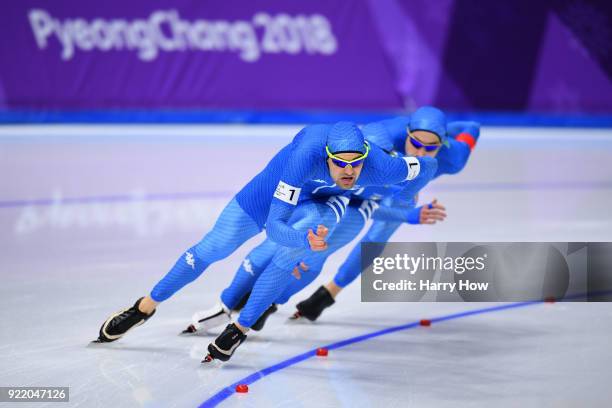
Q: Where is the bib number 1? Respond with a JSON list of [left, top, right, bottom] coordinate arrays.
[[274, 181, 301, 205], [403, 157, 421, 180]]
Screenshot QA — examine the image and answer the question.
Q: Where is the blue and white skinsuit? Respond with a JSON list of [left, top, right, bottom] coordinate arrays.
[[214, 110, 480, 327], [148, 121, 438, 328]]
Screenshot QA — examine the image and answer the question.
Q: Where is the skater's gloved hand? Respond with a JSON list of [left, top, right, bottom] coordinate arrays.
[[448, 121, 480, 148], [307, 225, 328, 251], [292, 262, 309, 279], [407, 199, 447, 224]]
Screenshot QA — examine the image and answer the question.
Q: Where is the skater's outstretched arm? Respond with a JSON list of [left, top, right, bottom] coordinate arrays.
[[435, 121, 480, 176], [367, 153, 437, 223], [361, 142, 434, 186], [372, 199, 447, 225]]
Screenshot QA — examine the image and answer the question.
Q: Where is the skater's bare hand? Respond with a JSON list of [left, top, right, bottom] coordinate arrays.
[[292, 262, 309, 279], [316, 224, 328, 239], [307, 225, 328, 251], [420, 199, 447, 225]]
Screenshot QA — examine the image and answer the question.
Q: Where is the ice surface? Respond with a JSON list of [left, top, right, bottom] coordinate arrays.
[[1, 125, 611, 407]]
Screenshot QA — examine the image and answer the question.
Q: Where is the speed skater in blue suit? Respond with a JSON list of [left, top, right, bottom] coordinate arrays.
[[93, 121, 437, 362], [201, 126, 439, 362], [188, 107, 480, 351], [292, 108, 480, 322]]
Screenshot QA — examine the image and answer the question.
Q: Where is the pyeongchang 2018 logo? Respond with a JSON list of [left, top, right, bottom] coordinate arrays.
[[28, 9, 338, 62]]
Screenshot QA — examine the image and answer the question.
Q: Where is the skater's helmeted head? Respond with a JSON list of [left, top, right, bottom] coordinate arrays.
[[326, 122, 368, 190], [406, 106, 447, 158]]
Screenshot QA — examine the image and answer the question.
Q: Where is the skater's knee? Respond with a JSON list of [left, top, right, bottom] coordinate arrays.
[[193, 232, 243, 262], [240, 257, 264, 276], [180, 247, 208, 276]]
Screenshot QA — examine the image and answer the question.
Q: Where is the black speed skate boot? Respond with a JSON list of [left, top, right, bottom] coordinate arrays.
[[94, 297, 155, 343], [250, 304, 278, 331], [202, 323, 247, 363], [290, 286, 335, 321]]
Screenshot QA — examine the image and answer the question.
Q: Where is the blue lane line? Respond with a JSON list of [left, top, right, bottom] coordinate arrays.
[[198, 301, 539, 408], [2, 180, 612, 210]]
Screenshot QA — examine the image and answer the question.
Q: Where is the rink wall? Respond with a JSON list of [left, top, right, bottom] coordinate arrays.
[[0, 1, 611, 124]]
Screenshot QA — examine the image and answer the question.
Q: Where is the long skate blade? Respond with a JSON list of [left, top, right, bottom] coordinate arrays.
[[288, 311, 302, 320], [287, 312, 313, 325], [180, 324, 197, 335], [88, 338, 111, 346], [201, 354, 215, 363]]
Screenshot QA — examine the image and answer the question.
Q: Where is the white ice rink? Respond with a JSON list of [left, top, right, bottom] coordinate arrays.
[[1, 124, 612, 407]]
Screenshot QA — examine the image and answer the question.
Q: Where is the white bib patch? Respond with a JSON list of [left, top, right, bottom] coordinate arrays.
[[403, 157, 421, 180], [273, 181, 301, 205]]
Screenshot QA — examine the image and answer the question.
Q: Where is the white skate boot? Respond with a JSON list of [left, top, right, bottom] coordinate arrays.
[[181, 302, 231, 334]]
